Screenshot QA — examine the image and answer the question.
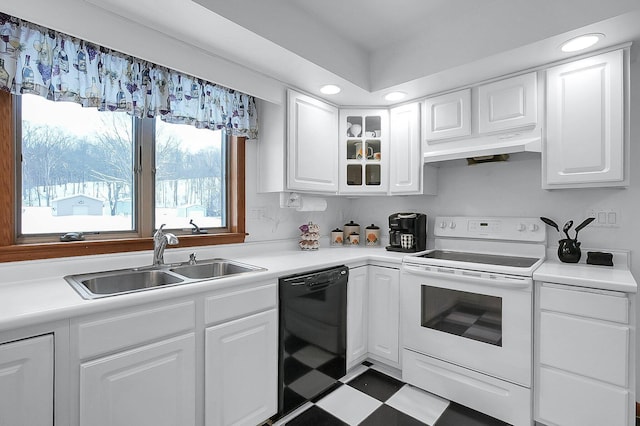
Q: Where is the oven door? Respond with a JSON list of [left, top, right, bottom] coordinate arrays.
[[401, 262, 532, 387]]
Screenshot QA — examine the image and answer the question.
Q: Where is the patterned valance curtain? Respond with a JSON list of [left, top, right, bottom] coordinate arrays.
[[0, 14, 258, 138]]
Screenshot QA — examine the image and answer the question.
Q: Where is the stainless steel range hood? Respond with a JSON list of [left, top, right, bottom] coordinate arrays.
[[423, 128, 542, 163]]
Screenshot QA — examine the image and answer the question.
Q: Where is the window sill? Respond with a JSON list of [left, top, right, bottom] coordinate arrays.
[[0, 233, 247, 263]]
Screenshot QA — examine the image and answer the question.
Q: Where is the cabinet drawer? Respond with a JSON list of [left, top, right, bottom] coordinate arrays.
[[403, 349, 530, 426], [77, 300, 195, 359], [205, 282, 276, 326], [539, 283, 628, 323], [539, 311, 628, 386], [537, 367, 628, 426]]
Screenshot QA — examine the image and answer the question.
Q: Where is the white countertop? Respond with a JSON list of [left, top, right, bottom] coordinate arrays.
[[1, 239, 636, 335], [533, 248, 637, 293], [0, 240, 405, 333]]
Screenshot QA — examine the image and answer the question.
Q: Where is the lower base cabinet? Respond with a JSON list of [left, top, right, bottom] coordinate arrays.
[[79, 333, 196, 426], [205, 309, 278, 426], [535, 282, 634, 426], [347, 266, 369, 370], [347, 265, 400, 369], [368, 266, 400, 365], [0, 334, 54, 426]]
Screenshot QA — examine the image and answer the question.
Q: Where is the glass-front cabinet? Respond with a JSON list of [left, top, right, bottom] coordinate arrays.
[[340, 109, 388, 194]]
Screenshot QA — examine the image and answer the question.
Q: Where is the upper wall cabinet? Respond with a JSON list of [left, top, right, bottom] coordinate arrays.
[[339, 109, 389, 194], [287, 90, 339, 193], [423, 89, 471, 142], [478, 72, 537, 134], [422, 74, 541, 163], [389, 103, 421, 194], [389, 102, 437, 195], [543, 49, 626, 189]]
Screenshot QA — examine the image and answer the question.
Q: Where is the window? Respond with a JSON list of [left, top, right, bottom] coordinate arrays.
[[0, 91, 246, 262], [19, 94, 135, 235], [154, 120, 225, 231]]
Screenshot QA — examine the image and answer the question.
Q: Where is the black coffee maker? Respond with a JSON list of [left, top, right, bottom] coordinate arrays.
[[386, 213, 427, 252]]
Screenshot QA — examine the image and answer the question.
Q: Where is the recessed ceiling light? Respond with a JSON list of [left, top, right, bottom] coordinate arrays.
[[320, 85, 341, 95], [384, 91, 407, 101], [560, 33, 604, 53]]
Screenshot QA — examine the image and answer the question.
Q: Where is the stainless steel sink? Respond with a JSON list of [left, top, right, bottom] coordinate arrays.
[[65, 258, 265, 299], [169, 259, 263, 279]]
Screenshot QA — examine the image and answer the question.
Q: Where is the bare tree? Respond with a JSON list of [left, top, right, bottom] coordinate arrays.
[[91, 113, 134, 216], [22, 122, 73, 206]]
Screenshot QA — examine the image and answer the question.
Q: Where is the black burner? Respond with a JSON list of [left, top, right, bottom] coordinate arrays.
[[418, 250, 539, 268]]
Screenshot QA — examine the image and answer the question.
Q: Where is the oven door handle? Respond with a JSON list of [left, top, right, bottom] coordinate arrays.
[[402, 264, 532, 289]]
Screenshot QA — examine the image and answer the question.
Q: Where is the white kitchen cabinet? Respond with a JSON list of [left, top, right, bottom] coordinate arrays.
[[347, 265, 369, 370], [205, 309, 277, 426], [535, 282, 634, 426], [544, 49, 626, 188], [72, 282, 277, 426], [390, 102, 437, 195], [0, 334, 53, 426], [368, 265, 400, 365], [478, 72, 537, 134], [80, 333, 196, 426], [287, 89, 339, 193], [423, 88, 471, 142], [339, 109, 389, 194]]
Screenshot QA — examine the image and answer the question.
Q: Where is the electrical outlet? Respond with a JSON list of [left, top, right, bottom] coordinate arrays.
[[586, 208, 620, 227]]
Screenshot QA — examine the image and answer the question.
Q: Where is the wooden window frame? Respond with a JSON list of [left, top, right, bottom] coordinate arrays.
[[0, 91, 246, 263]]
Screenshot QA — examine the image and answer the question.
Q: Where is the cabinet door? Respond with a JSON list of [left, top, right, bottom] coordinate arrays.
[[539, 311, 628, 387], [340, 109, 389, 194], [423, 89, 471, 142], [80, 334, 196, 426], [478, 72, 537, 134], [0, 334, 53, 426], [347, 266, 369, 370], [537, 367, 628, 426], [368, 266, 400, 364], [389, 103, 422, 194], [544, 49, 624, 187], [287, 90, 339, 192], [205, 310, 277, 426]]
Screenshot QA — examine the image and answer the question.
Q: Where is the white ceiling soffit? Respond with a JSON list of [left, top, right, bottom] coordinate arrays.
[[193, 0, 640, 104]]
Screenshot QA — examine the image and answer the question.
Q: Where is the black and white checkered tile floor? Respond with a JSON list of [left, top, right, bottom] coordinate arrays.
[[272, 361, 510, 426]]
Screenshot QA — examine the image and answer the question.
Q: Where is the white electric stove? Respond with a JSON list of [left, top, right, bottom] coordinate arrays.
[[401, 216, 546, 426]]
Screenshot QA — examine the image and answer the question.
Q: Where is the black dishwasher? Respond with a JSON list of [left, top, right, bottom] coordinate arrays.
[[277, 265, 348, 418]]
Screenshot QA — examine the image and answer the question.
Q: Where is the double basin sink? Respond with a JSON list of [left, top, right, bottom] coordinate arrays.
[[65, 258, 266, 300]]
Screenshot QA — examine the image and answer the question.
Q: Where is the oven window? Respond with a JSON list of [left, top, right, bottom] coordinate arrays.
[[421, 286, 502, 346]]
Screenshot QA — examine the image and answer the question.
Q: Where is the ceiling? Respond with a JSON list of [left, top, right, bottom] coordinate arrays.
[[87, 0, 640, 105]]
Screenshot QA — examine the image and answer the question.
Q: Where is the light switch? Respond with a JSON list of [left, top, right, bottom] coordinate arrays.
[[607, 212, 617, 225], [597, 212, 607, 224]]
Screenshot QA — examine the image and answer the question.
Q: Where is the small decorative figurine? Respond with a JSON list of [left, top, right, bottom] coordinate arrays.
[[299, 222, 320, 250]]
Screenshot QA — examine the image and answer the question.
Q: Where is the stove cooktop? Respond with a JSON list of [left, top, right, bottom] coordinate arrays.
[[417, 250, 539, 268]]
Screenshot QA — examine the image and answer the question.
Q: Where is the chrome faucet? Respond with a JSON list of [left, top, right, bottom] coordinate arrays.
[[153, 224, 179, 266]]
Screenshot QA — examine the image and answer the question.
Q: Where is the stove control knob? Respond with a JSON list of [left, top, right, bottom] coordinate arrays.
[[439, 221, 447, 229], [528, 224, 539, 232], [449, 221, 456, 229], [517, 223, 526, 231]]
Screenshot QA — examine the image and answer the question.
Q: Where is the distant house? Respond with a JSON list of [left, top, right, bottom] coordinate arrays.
[[176, 204, 206, 218], [51, 195, 104, 216]]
